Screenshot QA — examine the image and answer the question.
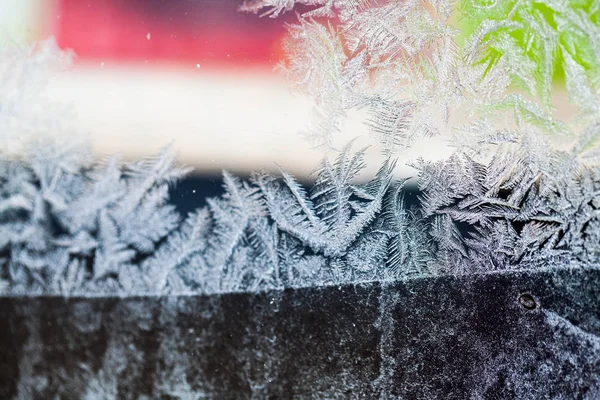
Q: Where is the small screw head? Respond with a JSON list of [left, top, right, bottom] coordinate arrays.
[[518, 293, 537, 310]]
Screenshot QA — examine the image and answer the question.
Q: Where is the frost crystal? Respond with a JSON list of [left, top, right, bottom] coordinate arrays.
[[1, 1, 600, 295], [2, 139, 599, 295], [242, 0, 600, 155]]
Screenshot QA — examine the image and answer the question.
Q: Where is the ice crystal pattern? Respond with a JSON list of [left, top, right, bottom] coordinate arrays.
[[2, 141, 599, 295], [241, 0, 600, 157], [1, 1, 600, 294]]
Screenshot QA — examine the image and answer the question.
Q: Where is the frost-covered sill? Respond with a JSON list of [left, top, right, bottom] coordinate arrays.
[[2, 262, 597, 299], [1, 266, 597, 398]]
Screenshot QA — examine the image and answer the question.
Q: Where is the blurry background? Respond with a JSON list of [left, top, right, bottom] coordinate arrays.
[[1, 0, 452, 178], [0, 0, 322, 210], [0, 0, 573, 212], [2, 0, 313, 174]]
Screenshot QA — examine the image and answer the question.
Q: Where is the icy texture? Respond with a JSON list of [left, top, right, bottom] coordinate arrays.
[[1, 2, 600, 295], [241, 0, 600, 156], [1, 137, 599, 295], [1, 268, 598, 398]]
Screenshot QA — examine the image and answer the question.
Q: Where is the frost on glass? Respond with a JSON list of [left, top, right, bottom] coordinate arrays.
[[1, 0, 600, 295]]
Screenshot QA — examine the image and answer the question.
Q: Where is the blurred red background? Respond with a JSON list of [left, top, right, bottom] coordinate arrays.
[[53, 0, 290, 68], [0, 0, 431, 180]]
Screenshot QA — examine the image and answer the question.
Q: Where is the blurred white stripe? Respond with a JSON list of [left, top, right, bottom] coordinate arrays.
[[45, 63, 453, 180]]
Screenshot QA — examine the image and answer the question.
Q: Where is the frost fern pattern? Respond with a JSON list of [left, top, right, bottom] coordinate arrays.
[[1, 1, 600, 294], [1, 142, 599, 295]]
